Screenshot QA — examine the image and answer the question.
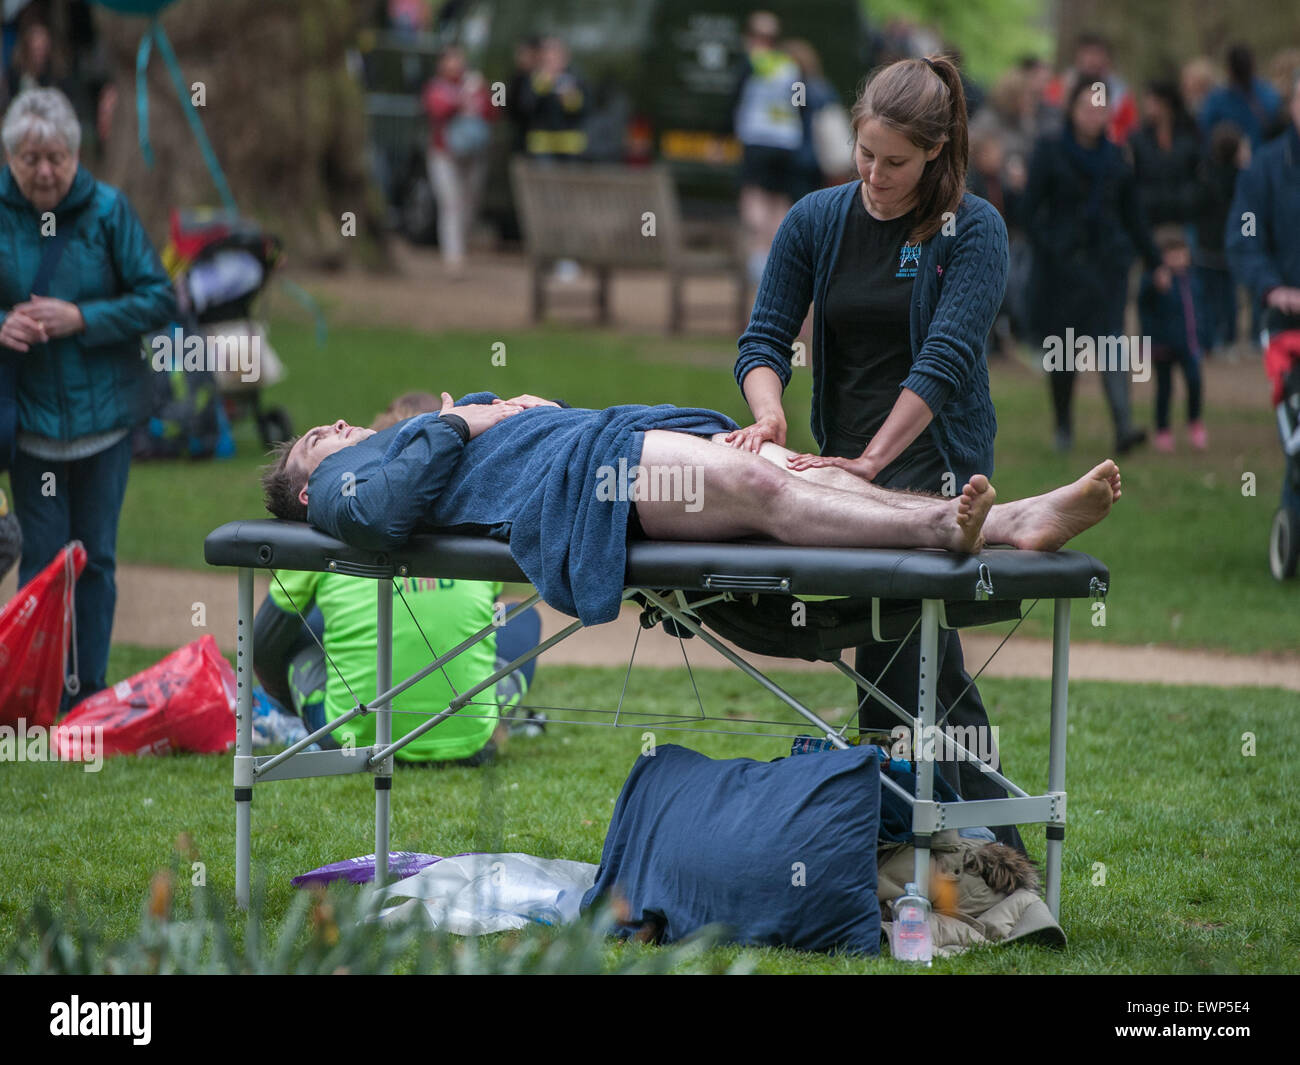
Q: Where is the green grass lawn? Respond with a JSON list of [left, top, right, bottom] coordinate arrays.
[[3, 316, 1290, 653], [3, 643, 1296, 974]]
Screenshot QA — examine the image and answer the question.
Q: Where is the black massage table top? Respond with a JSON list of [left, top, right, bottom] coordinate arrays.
[[205, 520, 1108, 602]]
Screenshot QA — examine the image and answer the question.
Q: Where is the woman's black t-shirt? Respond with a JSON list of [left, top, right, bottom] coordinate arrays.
[[821, 190, 944, 487]]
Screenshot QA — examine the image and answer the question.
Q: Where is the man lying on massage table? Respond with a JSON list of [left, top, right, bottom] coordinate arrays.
[[260, 391, 1120, 626]]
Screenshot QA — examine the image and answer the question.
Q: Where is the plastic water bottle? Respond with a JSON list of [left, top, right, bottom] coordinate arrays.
[[893, 882, 933, 965]]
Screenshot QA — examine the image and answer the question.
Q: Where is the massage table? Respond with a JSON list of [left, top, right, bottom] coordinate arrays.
[[205, 519, 1108, 923]]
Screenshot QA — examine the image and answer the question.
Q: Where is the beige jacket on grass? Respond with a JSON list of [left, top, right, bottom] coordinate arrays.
[[877, 831, 1066, 958]]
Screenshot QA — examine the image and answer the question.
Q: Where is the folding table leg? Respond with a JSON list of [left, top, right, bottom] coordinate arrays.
[[911, 599, 941, 900], [235, 567, 254, 910], [374, 579, 394, 890], [1046, 598, 1071, 920]]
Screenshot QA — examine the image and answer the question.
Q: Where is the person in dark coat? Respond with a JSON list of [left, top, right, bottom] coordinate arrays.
[[1128, 80, 1204, 229], [1225, 72, 1300, 328], [1022, 76, 1167, 454], [1194, 121, 1250, 353], [516, 37, 589, 161], [1199, 44, 1285, 151]]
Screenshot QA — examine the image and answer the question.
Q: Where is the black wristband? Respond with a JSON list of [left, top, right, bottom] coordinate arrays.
[[438, 412, 470, 443]]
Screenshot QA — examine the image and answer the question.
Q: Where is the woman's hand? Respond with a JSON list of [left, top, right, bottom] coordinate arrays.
[[786, 452, 880, 482], [723, 415, 786, 453], [0, 308, 48, 352], [442, 392, 522, 438], [12, 296, 84, 339]]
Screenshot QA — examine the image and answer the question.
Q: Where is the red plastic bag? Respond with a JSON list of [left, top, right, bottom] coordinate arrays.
[[0, 542, 85, 730], [57, 635, 236, 758]]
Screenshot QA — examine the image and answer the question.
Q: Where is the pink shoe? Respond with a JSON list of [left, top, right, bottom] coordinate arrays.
[[1188, 422, 1208, 450], [1154, 429, 1175, 453]]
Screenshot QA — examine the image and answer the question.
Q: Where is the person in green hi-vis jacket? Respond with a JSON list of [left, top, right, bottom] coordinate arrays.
[[254, 567, 541, 766]]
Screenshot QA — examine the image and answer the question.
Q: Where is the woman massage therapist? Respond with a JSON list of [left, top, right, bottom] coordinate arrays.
[[726, 55, 1024, 851]]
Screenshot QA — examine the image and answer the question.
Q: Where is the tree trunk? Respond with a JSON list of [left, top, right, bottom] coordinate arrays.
[[94, 0, 388, 268]]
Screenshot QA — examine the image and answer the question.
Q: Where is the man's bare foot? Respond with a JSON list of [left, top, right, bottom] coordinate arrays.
[[948, 475, 996, 553], [994, 460, 1120, 551]]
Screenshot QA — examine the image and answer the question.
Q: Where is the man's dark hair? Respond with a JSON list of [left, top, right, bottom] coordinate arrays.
[[261, 436, 309, 522], [1145, 78, 1194, 131], [1074, 32, 1111, 58], [1208, 119, 1244, 164], [1226, 44, 1254, 90]]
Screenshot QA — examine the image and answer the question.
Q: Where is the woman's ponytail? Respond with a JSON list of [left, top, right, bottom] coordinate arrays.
[[851, 53, 970, 242]]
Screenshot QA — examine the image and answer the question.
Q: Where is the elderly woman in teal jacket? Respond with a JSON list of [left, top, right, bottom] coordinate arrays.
[[726, 56, 1026, 851], [0, 88, 176, 708]]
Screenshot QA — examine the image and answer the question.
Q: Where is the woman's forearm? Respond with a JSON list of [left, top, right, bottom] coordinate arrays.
[[741, 366, 786, 425], [861, 388, 933, 475]]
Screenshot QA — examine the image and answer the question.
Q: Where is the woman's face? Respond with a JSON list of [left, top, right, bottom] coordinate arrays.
[[9, 134, 78, 213], [1142, 92, 1171, 126], [1071, 91, 1110, 141], [854, 117, 942, 215]]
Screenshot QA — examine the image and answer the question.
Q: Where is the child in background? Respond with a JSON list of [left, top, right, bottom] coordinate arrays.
[[1140, 227, 1206, 452]]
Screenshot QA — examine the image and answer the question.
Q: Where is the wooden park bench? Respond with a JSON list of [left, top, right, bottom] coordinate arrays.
[[510, 158, 749, 333]]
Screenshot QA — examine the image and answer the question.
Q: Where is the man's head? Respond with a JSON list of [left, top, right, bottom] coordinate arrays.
[[1073, 33, 1112, 81], [743, 11, 781, 53], [261, 419, 375, 521], [1226, 44, 1254, 90], [372, 391, 441, 431], [539, 37, 569, 76]]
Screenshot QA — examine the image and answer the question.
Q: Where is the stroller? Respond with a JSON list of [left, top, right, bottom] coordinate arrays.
[[1264, 310, 1300, 580], [161, 208, 293, 450]]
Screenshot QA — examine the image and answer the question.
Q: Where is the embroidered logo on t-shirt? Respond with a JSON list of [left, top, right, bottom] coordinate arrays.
[[896, 241, 921, 278]]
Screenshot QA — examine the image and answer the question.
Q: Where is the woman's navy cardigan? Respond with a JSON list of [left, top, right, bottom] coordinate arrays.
[[734, 181, 1007, 483]]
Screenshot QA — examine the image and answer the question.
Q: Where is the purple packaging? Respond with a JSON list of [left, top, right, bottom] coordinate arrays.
[[291, 852, 443, 887]]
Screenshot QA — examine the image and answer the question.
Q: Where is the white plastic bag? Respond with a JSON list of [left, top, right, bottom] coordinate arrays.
[[377, 852, 598, 935]]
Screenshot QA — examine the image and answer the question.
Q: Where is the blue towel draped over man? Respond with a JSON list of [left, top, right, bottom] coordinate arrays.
[[306, 393, 738, 625]]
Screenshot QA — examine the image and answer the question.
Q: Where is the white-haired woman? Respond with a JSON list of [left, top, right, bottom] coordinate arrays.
[[0, 87, 176, 709]]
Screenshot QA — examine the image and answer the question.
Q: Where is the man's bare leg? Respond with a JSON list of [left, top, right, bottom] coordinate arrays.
[[713, 434, 1121, 550], [709, 433, 933, 508], [635, 431, 993, 552]]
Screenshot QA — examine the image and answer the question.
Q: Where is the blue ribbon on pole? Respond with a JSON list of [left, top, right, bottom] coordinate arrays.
[[276, 277, 330, 348], [128, 9, 327, 347], [134, 17, 237, 214]]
